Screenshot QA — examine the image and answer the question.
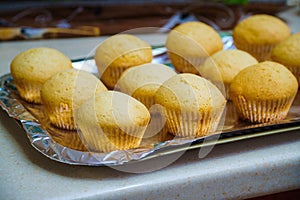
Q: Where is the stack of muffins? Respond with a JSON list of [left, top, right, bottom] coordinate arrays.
[[9, 14, 299, 153]]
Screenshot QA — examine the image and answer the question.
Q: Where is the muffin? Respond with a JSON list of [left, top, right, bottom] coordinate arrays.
[[271, 33, 300, 85], [230, 61, 298, 123], [166, 21, 223, 74], [10, 47, 72, 103], [116, 63, 177, 108], [75, 91, 151, 153], [116, 63, 177, 141], [41, 69, 107, 130], [154, 73, 226, 138], [199, 49, 258, 99], [94, 34, 153, 89], [233, 14, 290, 61]]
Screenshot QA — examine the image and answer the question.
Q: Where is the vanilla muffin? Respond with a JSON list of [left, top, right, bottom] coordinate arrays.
[[200, 49, 258, 99], [94, 34, 153, 89], [10, 47, 72, 103], [41, 69, 107, 130], [233, 14, 290, 61], [155, 73, 226, 138], [116, 63, 177, 108], [166, 21, 223, 74], [271, 33, 300, 85], [230, 61, 298, 123], [116, 63, 177, 141], [75, 91, 151, 153]]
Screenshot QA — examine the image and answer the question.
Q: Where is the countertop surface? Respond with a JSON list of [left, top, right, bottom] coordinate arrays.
[[0, 7, 300, 200]]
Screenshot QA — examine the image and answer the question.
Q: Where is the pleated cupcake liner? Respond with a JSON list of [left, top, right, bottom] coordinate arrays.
[[231, 95, 295, 123], [234, 42, 276, 62], [44, 102, 76, 130], [78, 125, 146, 153], [168, 52, 207, 74], [134, 94, 155, 110], [16, 82, 42, 104], [49, 129, 87, 151], [128, 95, 169, 141], [101, 66, 129, 89], [225, 101, 239, 121], [143, 113, 169, 142], [165, 109, 224, 138], [224, 83, 232, 100]]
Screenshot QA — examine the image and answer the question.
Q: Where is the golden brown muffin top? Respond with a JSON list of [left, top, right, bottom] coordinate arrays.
[[94, 34, 153, 74], [165, 21, 223, 57], [200, 49, 258, 84], [10, 47, 72, 83], [233, 14, 290, 45], [41, 69, 107, 109], [230, 61, 298, 100], [116, 63, 177, 100], [154, 73, 226, 112], [76, 91, 150, 129], [271, 33, 300, 67]]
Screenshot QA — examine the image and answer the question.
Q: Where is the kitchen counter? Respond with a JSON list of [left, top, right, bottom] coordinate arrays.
[[0, 7, 300, 200], [0, 113, 299, 200]]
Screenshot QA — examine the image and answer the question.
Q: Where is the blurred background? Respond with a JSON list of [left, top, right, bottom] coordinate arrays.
[[0, 0, 299, 41]]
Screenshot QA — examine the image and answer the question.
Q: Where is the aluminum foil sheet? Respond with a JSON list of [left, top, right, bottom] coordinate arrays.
[[1, 34, 300, 166]]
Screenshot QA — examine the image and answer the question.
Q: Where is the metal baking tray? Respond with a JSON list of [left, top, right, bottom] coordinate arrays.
[[1, 73, 300, 166], [1, 34, 300, 166]]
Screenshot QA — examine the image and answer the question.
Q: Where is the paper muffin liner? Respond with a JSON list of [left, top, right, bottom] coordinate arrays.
[[78, 125, 146, 153], [285, 65, 300, 86], [224, 101, 239, 128], [101, 66, 129, 89], [142, 112, 169, 142], [131, 95, 169, 142], [164, 108, 223, 138], [16, 82, 42, 104], [49, 129, 87, 151], [234, 42, 276, 62], [231, 95, 295, 123], [224, 83, 231, 100], [134, 94, 155, 110], [168, 52, 207, 74], [44, 102, 76, 130]]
